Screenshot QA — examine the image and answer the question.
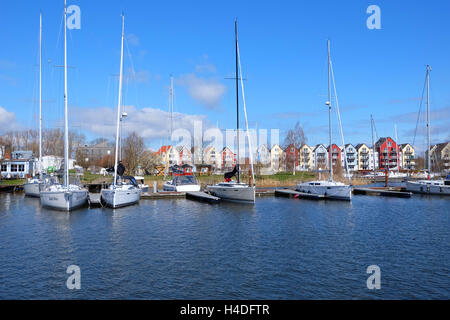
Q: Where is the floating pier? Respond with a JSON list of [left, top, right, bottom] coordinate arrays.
[[88, 193, 103, 207], [141, 191, 186, 199], [275, 188, 325, 200], [186, 191, 220, 203], [352, 187, 412, 198]]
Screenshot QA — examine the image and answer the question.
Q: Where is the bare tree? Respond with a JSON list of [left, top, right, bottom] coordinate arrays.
[[283, 122, 307, 174], [140, 150, 160, 175], [123, 132, 145, 175]]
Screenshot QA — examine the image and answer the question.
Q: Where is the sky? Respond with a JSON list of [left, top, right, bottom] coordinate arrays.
[[0, 0, 449, 154]]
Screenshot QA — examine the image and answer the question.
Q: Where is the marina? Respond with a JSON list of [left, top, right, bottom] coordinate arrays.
[[0, 0, 448, 303]]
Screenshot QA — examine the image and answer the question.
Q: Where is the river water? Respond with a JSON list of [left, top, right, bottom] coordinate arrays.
[[0, 192, 448, 299]]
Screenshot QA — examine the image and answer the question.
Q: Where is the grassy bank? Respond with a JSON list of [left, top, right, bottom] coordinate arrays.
[[0, 179, 26, 186]]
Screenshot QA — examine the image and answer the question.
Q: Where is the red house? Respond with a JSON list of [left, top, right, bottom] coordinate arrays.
[[327, 144, 341, 167], [375, 137, 398, 170], [284, 144, 299, 169]]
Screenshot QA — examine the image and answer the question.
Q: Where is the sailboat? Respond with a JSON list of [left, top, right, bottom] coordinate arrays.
[[162, 77, 200, 192], [100, 14, 141, 208], [206, 20, 256, 203], [40, 1, 88, 210], [296, 40, 351, 201], [406, 65, 450, 195], [25, 13, 46, 197]]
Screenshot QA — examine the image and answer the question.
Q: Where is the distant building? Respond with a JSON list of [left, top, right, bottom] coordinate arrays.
[[327, 144, 342, 168], [257, 144, 271, 166], [375, 137, 399, 170], [176, 146, 193, 166], [284, 144, 299, 171], [341, 144, 357, 172], [270, 144, 284, 172], [203, 146, 218, 168], [220, 147, 235, 172], [430, 142, 450, 172], [78, 141, 114, 164], [399, 143, 415, 170], [299, 144, 313, 171], [312, 144, 328, 170], [155, 145, 178, 166], [356, 144, 370, 171], [0, 150, 35, 179]]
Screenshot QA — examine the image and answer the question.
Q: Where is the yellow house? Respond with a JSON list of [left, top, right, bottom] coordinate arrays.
[[399, 143, 415, 170], [299, 144, 312, 170], [270, 144, 284, 172], [203, 146, 218, 167], [154, 145, 178, 167], [356, 143, 370, 171]]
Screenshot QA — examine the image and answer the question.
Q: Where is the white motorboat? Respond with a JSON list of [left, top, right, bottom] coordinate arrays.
[[39, 1, 88, 211], [163, 175, 200, 192], [134, 176, 149, 193], [296, 40, 351, 201], [405, 66, 449, 196], [296, 180, 352, 201], [207, 182, 255, 203], [100, 15, 141, 209]]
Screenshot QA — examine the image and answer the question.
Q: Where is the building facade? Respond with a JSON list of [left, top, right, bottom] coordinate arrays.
[[270, 144, 284, 172], [399, 143, 415, 170], [375, 137, 399, 170], [299, 144, 313, 170], [312, 144, 328, 170], [341, 144, 358, 172]]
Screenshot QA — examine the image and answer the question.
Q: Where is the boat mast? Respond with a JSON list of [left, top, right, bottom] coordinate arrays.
[[63, 0, 69, 188], [426, 65, 431, 175], [39, 12, 42, 179], [113, 14, 125, 188], [327, 40, 332, 181], [395, 124, 399, 172], [235, 20, 240, 183], [170, 75, 174, 138], [370, 115, 376, 176]]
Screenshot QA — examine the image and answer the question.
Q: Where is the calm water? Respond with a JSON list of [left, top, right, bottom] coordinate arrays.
[[0, 192, 448, 299]]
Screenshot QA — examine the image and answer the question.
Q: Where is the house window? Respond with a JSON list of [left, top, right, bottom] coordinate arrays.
[[388, 142, 392, 147], [18, 165, 25, 172], [1, 164, 6, 172], [11, 164, 18, 172]]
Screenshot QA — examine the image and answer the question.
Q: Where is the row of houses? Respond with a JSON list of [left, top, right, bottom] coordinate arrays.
[[154, 137, 445, 173]]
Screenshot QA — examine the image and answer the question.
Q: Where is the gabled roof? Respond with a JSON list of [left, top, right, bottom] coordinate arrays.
[[355, 143, 369, 150], [434, 142, 450, 154], [313, 144, 326, 152], [155, 145, 172, 155]]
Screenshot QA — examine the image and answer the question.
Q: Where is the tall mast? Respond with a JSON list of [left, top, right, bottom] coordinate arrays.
[[39, 12, 42, 178], [371, 115, 376, 176], [426, 65, 431, 174], [394, 124, 399, 172], [170, 75, 174, 138], [113, 14, 125, 187], [63, 0, 69, 188], [235, 20, 240, 183], [327, 40, 332, 181]]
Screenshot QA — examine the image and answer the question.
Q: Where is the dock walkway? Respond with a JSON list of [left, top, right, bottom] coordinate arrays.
[[275, 188, 325, 200]]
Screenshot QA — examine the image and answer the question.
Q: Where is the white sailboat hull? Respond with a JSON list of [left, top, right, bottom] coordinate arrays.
[[206, 184, 255, 203], [405, 181, 450, 196], [24, 182, 43, 197], [40, 189, 88, 211], [296, 181, 352, 201], [101, 187, 141, 208]]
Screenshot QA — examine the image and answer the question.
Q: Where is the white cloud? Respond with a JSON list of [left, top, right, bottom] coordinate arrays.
[[69, 105, 211, 143], [126, 33, 140, 46], [0, 106, 21, 133], [177, 74, 226, 110]]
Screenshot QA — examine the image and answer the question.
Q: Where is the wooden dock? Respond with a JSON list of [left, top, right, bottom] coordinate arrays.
[[186, 191, 220, 203], [256, 189, 275, 197], [275, 188, 325, 200], [88, 193, 103, 207], [352, 187, 412, 198], [141, 191, 186, 199]]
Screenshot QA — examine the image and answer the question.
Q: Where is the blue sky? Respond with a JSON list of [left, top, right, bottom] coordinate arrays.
[[1, 0, 449, 152]]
